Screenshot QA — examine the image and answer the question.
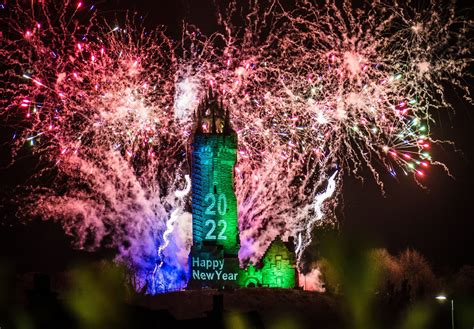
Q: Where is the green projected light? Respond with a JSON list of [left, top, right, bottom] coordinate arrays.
[[238, 237, 297, 288], [189, 89, 296, 290], [190, 89, 239, 255]]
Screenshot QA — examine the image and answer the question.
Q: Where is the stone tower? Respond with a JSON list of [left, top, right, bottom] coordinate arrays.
[[187, 88, 297, 290], [188, 88, 240, 288]]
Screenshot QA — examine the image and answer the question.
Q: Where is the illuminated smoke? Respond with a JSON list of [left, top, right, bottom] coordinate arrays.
[[174, 76, 201, 122], [299, 268, 326, 292]]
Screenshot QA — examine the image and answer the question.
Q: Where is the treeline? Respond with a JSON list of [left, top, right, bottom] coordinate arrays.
[[302, 232, 474, 329]]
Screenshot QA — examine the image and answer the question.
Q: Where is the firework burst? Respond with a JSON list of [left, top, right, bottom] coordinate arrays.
[[1, 0, 472, 293]]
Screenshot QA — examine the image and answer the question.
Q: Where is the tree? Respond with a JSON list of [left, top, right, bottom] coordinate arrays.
[[370, 248, 402, 301], [397, 249, 438, 301]]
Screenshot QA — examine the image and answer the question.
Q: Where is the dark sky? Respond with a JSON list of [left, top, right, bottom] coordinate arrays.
[[0, 0, 473, 274], [342, 105, 474, 271]]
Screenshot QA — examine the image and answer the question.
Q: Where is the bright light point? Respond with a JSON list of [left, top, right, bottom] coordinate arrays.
[[411, 23, 423, 33], [316, 113, 328, 124], [417, 61, 430, 75], [343, 52, 365, 75], [235, 67, 246, 76], [436, 295, 447, 300]]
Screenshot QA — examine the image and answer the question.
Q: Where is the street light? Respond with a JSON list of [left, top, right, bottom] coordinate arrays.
[[435, 294, 454, 329]]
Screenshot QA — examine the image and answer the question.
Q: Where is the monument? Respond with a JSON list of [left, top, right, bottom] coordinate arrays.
[[188, 89, 296, 289]]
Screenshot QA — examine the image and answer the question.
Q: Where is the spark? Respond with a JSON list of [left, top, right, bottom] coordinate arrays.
[[156, 209, 181, 270], [295, 171, 338, 260], [314, 171, 338, 221]]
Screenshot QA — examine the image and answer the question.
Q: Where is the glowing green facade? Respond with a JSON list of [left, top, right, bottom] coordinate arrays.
[[191, 133, 239, 254], [189, 89, 296, 289], [238, 237, 297, 288], [190, 91, 239, 255], [189, 89, 240, 288]]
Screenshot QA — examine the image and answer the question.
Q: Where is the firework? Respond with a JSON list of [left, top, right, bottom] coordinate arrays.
[[1, 0, 471, 293]]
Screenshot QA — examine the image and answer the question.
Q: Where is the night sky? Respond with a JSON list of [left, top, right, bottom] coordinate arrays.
[[0, 0, 473, 275]]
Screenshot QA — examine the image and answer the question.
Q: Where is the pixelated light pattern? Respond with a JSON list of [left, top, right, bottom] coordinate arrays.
[[0, 0, 472, 293], [190, 100, 240, 255]]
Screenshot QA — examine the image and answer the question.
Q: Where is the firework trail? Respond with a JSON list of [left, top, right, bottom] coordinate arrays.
[[1, 0, 190, 293], [156, 174, 191, 269], [295, 170, 338, 263], [1, 0, 472, 292]]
